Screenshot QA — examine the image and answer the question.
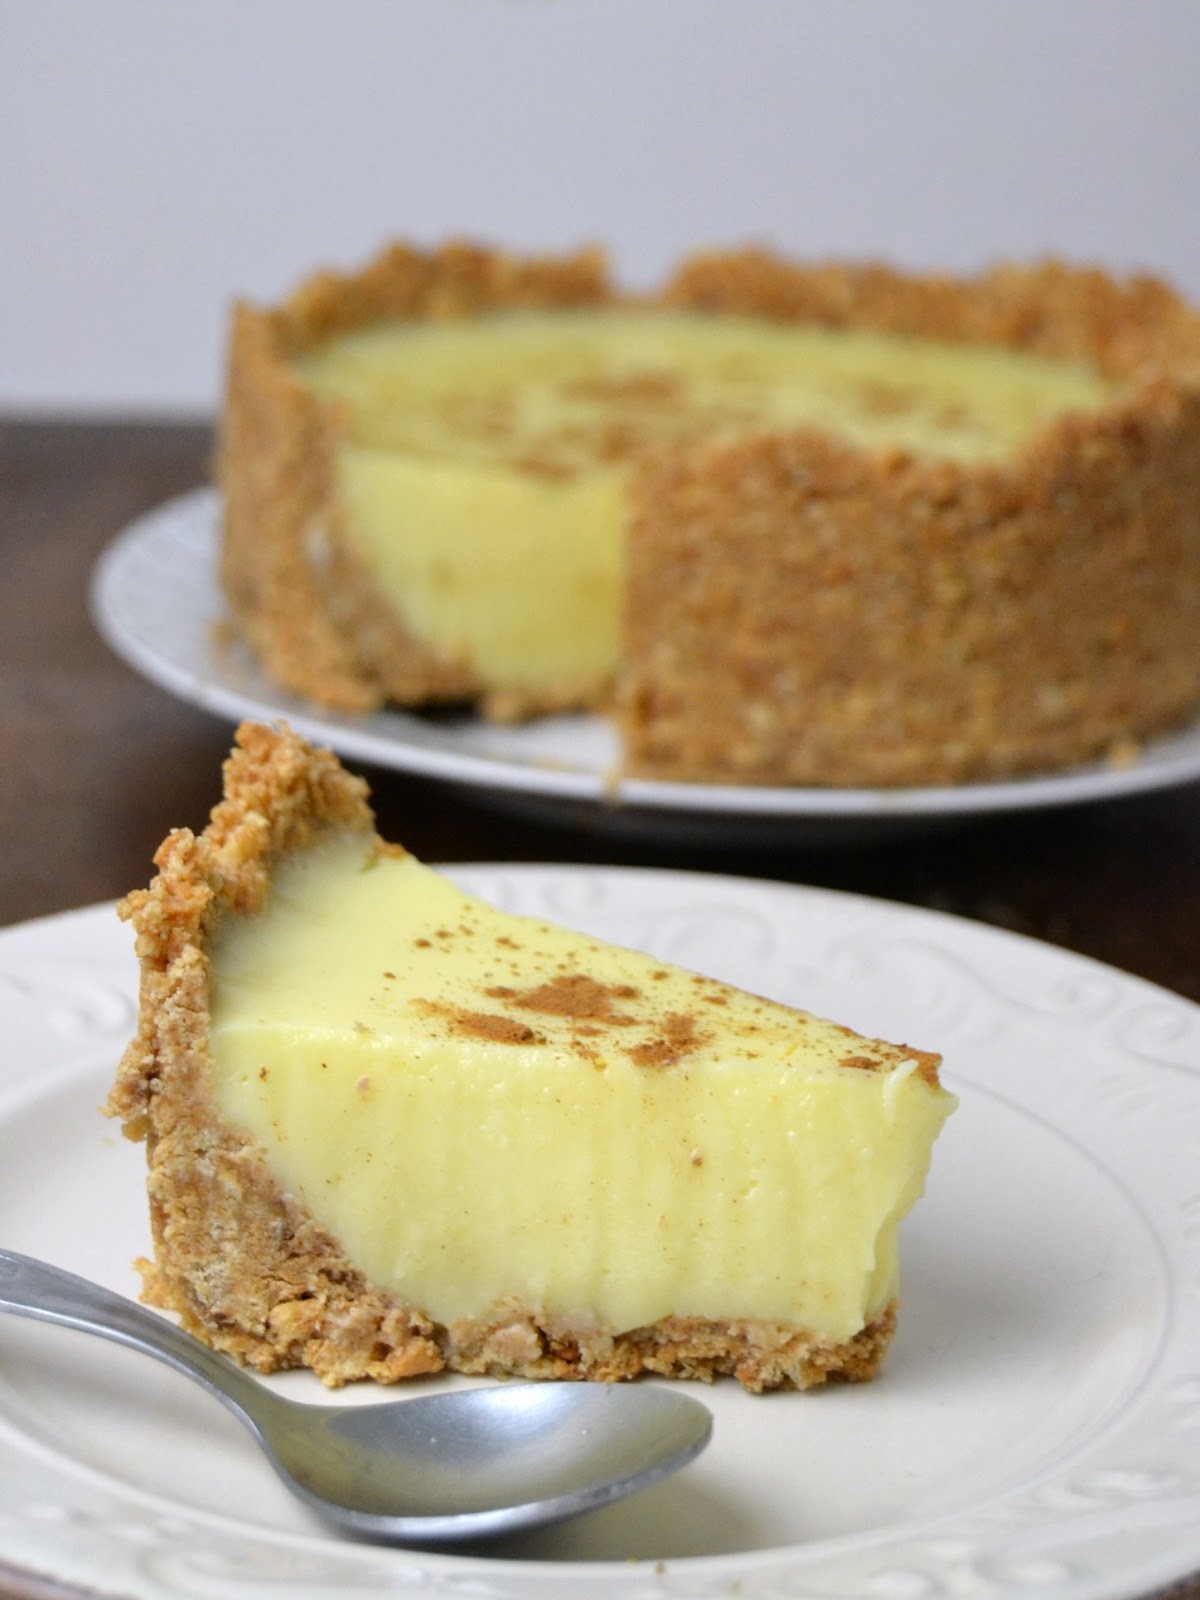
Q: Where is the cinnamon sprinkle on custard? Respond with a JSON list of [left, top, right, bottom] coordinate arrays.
[[413, 998, 544, 1046], [628, 1012, 707, 1068], [488, 972, 642, 1025]]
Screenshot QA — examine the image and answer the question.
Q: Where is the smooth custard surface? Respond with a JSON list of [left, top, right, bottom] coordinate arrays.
[[209, 835, 955, 1339], [295, 309, 1111, 696], [298, 309, 1111, 469]]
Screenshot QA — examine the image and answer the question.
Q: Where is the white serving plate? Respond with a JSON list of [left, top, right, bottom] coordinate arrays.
[[1, 868, 1198, 1599]]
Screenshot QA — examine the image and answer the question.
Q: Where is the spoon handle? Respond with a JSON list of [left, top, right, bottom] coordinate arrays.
[[0, 1247, 263, 1419]]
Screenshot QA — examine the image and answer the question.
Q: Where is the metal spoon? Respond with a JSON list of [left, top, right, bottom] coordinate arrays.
[[0, 1248, 712, 1543]]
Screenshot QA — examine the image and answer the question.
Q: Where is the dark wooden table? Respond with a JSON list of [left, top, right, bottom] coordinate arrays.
[[1, 417, 1198, 1600]]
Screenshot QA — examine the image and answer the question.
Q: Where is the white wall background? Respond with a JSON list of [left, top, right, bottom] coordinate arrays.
[[3, 0, 1199, 414]]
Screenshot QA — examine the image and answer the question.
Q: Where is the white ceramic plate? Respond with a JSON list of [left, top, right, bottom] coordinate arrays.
[[1, 869, 1198, 1600], [90, 491, 1200, 843]]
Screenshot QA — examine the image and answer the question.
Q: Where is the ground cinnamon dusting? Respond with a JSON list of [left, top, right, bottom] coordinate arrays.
[[474, 972, 713, 1066], [486, 972, 642, 1024], [414, 998, 543, 1046], [628, 1012, 707, 1067], [840, 1054, 884, 1073]]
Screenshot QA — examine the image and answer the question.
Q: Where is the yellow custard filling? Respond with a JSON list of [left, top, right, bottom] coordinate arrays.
[[209, 836, 955, 1340], [295, 309, 1111, 696]]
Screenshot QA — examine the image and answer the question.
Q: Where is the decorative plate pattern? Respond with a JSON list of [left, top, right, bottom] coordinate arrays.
[[1, 872, 1199, 1600], [89, 492, 1200, 843]]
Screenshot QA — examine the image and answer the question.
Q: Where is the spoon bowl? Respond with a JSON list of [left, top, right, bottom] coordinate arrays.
[[0, 1248, 712, 1542]]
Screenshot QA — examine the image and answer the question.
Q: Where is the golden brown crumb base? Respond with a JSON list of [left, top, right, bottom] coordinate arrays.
[[218, 241, 1200, 786], [620, 400, 1200, 786], [108, 721, 895, 1391]]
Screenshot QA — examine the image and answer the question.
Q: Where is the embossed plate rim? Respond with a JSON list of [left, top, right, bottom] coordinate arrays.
[[0, 874, 1198, 1600]]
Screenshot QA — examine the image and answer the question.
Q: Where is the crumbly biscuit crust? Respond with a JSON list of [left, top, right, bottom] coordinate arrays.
[[620, 391, 1200, 785], [624, 251, 1200, 784], [109, 722, 896, 1390]]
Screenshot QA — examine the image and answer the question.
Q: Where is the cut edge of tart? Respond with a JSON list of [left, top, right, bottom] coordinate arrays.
[[108, 721, 955, 1391]]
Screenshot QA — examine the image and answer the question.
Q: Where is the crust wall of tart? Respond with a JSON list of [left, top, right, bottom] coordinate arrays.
[[218, 242, 1200, 786], [620, 252, 1200, 785], [107, 722, 896, 1390], [618, 390, 1200, 787]]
